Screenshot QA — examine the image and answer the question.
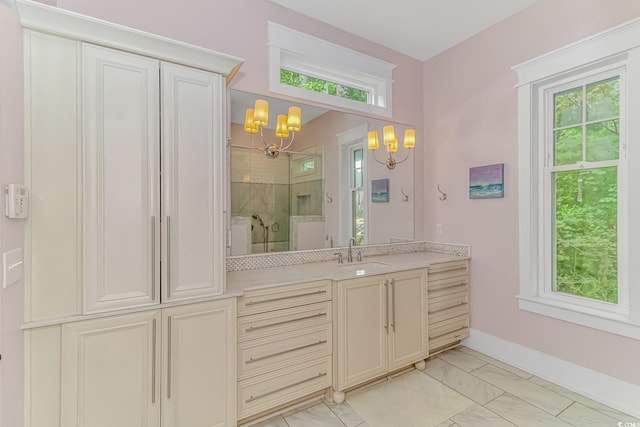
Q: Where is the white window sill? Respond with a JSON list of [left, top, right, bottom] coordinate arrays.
[[517, 295, 640, 340]]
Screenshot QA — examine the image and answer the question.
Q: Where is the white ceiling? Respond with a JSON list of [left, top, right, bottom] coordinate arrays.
[[269, 0, 539, 62]]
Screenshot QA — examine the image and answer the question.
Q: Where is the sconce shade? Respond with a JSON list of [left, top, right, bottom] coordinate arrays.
[[287, 106, 302, 131], [403, 129, 416, 149], [276, 115, 290, 137], [383, 125, 396, 146], [253, 99, 269, 126], [367, 131, 379, 150], [388, 136, 399, 153], [244, 108, 259, 134]]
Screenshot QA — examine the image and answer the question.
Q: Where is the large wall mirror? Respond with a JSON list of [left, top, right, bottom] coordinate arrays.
[[228, 90, 415, 255]]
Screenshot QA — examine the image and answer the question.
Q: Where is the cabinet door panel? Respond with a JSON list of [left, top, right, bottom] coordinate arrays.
[[61, 311, 160, 427], [162, 299, 236, 427], [388, 270, 428, 370], [83, 44, 160, 313], [162, 63, 225, 300], [336, 276, 387, 390]]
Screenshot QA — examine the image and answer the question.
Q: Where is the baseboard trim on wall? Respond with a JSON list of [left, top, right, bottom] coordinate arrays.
[[462, 328, 640, 419]]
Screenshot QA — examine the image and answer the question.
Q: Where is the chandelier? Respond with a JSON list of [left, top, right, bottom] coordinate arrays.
[[367, 125, 415, 169], [243, 99, 302, 159]]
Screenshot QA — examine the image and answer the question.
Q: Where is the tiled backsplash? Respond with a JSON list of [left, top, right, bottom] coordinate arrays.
[[225, 241, 470, 272]]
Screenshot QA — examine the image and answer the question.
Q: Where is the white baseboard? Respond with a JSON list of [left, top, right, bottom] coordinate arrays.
[[462, 328, 640, 419]]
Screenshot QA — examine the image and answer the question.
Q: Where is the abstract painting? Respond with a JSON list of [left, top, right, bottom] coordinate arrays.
[[371, 179, 389, 203], [469, 163, 504, 199]]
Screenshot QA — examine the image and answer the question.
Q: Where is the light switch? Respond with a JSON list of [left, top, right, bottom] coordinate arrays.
[[3, 248, 23, 288]]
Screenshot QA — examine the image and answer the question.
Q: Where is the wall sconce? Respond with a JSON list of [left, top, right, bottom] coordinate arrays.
[[243, 99, 302, 159], [367, 125, 415, 169]]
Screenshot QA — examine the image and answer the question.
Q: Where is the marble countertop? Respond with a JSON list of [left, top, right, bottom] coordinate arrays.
[[226, 251, 468, 293]]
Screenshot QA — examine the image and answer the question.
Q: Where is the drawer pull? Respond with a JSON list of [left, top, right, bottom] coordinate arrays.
[[245, 313, 327, 332], [246, 340, 327, 364], [430, 266, 467, 273], [245, 290, 326, 306], [245, 372, 327, 403]]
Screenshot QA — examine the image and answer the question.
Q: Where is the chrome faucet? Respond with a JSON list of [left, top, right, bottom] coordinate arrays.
[[348, 237, 356, 262]]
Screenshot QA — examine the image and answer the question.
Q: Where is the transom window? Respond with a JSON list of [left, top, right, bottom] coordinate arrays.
[[280, 69, 370, 104], [268, 22, 395, 117]]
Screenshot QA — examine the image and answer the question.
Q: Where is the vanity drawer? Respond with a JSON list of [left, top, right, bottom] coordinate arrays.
[[429, 326, 469, 351], [428, 290, 468, 313], [238, 324, 332, 380], [429, 314, 469, 339], [428, 274, 469, 292], [238, 280, 332, 316], [238, 357, 332, 420], [428, 260, 468, 276], [428, 282, 469, 299], [238, 301, 331, 341], [428, 303, 469, 324]]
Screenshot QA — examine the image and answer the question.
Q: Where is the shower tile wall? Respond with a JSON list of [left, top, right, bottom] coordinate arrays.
[[291, 179, 323, 216], [231, 148, 291, 252]]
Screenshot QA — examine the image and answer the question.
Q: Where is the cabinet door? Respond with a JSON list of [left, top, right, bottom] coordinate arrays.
[[336, 275, 388, 391], [161, 63, 225, 301], [61, 311, 161, 427], [162, 299, 237, 427], [388, 269, 428, 370], [83, 44, 160, 313]]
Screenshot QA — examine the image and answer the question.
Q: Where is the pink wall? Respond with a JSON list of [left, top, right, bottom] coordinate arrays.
[[423, 0, 640, 385], [53, 0, 426, 240], [0, 3, 25, 427]]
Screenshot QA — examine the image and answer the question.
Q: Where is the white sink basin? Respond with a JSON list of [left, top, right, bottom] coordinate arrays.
[[337, 262, 390, 269], [336, 262, 392, 276]]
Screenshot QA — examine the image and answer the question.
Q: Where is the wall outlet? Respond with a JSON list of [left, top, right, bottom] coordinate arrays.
[[436, 224, 443, 236]]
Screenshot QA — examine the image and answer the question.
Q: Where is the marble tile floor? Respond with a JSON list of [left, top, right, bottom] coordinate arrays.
[[248, 346, 639, 427]]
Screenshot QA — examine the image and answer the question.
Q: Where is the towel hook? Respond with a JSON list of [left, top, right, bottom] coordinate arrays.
[[325, 192, 333, 203], [437, 185, 447, 201], [400, 187, 409, 202]]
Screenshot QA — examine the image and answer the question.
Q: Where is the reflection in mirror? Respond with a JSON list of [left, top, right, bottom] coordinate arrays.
[[229, 90, 415, 255]]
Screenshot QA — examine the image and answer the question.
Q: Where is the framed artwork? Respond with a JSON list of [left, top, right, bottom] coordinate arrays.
[[371, 179, 389, 203], [469, 163, 504, 199]]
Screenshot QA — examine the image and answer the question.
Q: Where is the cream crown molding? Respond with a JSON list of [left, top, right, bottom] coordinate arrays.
[[16, 0, 243, 76]]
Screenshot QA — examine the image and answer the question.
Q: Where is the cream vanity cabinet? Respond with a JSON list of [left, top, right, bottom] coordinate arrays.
[[27, 299, 236, 427], [333, 269, 427, 402], [427, 260, 470, 354], [236, 280, 333, 422]]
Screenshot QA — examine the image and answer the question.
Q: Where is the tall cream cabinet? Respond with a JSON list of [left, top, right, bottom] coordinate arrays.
[[83, 44, 225, 313], [20, 1, 243, 426], [333, 269, 427, 402], [23, 0, 241, 321]]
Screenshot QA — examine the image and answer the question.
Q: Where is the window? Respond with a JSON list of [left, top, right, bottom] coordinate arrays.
[[351, 147, 365, 245], [280, 69, 369, 104], [546, 72, 623, 306], [268, 22, 396, 117], [515, 18, 640, 339], [337, 125, 368, 245]]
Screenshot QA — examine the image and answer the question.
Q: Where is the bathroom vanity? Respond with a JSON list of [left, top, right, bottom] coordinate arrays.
[[226, 250, 470, 424]]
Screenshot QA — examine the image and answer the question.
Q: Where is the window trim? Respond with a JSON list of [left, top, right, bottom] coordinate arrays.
[[514, 17, 640, 340], [268, 22, 395, 117]]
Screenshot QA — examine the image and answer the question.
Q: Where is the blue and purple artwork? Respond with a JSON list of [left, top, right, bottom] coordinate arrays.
[[469, 163, 504, 199]]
